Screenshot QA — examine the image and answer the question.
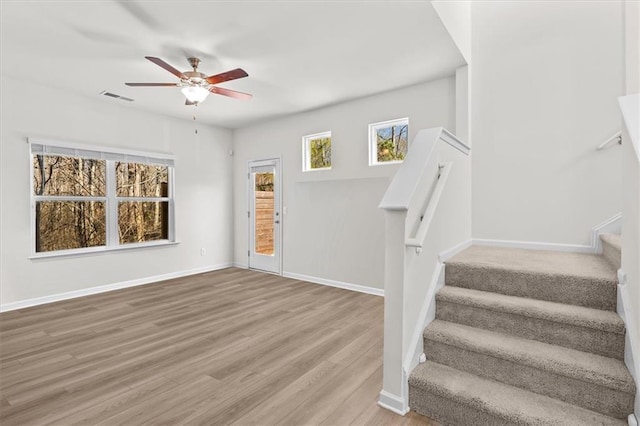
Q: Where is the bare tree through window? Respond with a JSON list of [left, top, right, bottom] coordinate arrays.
[[303, 131, 332, 171], [376, 124, 408, 162], [33, 155, 106, 252], [309, 137, 331, 169], [369, 118, 409, 165], [32, 152, 172, 253], [116, 162, 169, 244]]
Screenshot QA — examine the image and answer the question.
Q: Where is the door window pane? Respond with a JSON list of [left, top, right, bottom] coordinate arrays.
[[35, 201, 106, 252], [254, 172, 274, 255]]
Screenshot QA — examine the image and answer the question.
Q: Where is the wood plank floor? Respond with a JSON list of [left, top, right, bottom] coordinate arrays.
[[0, 268, 439, 425]]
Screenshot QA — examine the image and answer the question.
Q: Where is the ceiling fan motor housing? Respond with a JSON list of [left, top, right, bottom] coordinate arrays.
[[188, 57, 201, 71], [183, 71, 208, 83]]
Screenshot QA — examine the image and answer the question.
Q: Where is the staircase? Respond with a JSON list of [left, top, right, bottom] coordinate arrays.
[[408, 240, 636, 425]]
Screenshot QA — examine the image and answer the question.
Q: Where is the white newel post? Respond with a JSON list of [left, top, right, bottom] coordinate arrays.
[[378, 208, 409, 415]]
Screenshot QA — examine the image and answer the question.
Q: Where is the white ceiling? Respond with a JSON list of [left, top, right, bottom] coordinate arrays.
[[1, 0, 465, 129]]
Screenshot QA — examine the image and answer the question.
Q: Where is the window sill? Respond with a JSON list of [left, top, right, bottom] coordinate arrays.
[[302, 167, 332, 172], [29, 240, 180, 260], [369, 160, 404, 167]]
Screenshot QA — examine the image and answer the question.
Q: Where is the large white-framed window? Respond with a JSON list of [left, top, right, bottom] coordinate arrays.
[[302, 131, 332, 172], [29, 138, 175, 257], [368, 117, 409, 166]]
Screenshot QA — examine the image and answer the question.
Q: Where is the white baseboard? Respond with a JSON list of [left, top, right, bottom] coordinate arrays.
[[472, 238, 593, 253], [378, 390, 409, 416], [233, 262, 248, 269], [282, 271, 384, 297], [439, 239, 472, 262], [617, 271, 640, 416], [591, 212, 622, 253], [471, 214, 622, 255], [0, 262, 234, 312]]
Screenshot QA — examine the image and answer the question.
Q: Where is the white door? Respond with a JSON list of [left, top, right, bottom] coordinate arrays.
[[248, 159, 281, 274]]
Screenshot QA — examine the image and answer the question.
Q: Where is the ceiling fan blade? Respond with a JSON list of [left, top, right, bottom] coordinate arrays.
[[125, 83, 177, 86], [145, 56, 186, 79], [206, 68, 248, 85], [209, 86, 252, 100]]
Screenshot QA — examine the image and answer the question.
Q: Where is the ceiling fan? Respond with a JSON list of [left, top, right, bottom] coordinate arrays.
[[126, 56, 252, 105]]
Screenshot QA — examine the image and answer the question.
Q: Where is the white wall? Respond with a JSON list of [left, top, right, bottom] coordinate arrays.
[[455, 66, 470, 144], [624, 0, 640, 95], [432, 0, 471, 64], [0, 76, 234, 308], [471, 1, 624, 246], [232, 78, 456, 290], [622, 0, 640, 416]]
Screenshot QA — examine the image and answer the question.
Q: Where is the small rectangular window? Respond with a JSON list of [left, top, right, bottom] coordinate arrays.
[[302, 131, 332, 172], [368, 118, 409, 166]]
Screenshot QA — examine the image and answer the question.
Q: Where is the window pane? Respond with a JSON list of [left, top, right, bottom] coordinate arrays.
[[254, 172, 274, 255], [376, 124, 408, 162], [35, 201, 106, 252], [118, 201, 169, 244], [309, 137, 331, 169], [116, 163, 168, 197], [33, 155, 106, 196]]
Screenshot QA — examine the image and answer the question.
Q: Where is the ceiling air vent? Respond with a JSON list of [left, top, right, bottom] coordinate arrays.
[[99, 91, 134, 102]]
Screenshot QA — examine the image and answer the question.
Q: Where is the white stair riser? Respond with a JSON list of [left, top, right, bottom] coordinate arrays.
[[602, 240, 622, 270]]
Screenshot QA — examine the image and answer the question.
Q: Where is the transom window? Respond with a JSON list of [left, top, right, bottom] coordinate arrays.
[[302, 131, 332, 172], [368, 118, 409, 166], [30, 139, 175, 256]]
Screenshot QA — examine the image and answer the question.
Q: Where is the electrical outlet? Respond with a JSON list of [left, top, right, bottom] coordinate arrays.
[[200, 248, 206, 256]]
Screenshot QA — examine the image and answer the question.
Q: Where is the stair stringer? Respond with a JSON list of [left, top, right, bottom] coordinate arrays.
[[618, 270, 640, 421], [404, 239, 472, 385]]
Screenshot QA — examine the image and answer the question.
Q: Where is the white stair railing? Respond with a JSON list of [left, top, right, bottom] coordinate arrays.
[[377, 127, 471, 414], [405, 162, 452, 251], [596, 131, 622, 150]]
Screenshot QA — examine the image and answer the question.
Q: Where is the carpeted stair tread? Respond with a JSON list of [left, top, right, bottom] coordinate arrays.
[[424, 320, 635, 394], [409, 361, 627, 426], [447, 245, 617, 281], [444, 246, 618, 310], [436, 286, 624, 334]]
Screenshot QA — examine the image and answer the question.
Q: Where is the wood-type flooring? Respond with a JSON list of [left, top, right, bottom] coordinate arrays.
[[0, 268, 439, 425]]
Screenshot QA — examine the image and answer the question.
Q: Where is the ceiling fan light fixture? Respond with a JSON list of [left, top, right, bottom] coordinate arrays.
[[181, 85, 210, 104]]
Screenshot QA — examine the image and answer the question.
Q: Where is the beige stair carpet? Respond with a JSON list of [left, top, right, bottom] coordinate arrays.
[[409, 245, 636, 426], [600, 233, 622, 270]]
